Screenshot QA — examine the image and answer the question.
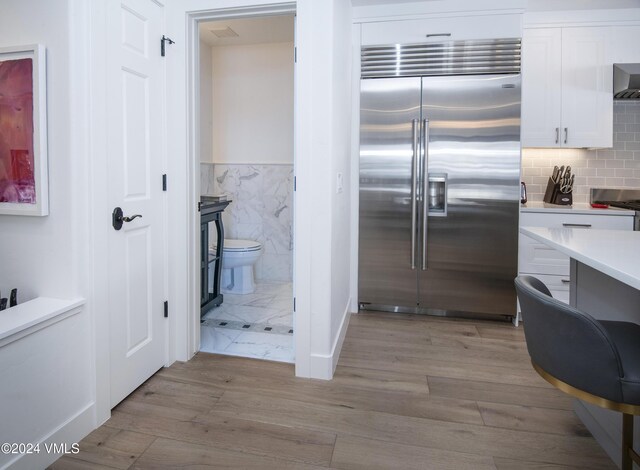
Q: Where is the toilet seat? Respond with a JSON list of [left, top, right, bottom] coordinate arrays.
[[211, 239, 261, 253]]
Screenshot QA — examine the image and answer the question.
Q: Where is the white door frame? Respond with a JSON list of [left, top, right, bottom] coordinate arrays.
[[177, 1, 311, 375]]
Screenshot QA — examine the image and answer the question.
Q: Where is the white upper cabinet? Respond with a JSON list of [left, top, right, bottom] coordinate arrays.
[[522, 26, 613, 148], [360, 14, 522, 46], [521, 28, 562, 147], [561, 27, 612, 148]]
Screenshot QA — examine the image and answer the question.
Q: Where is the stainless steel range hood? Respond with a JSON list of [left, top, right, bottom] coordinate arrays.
[[614, 63, 640, 99]]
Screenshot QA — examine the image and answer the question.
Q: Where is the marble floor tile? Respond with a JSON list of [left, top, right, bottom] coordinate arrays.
[[199, 281, 294, 363], [200, 325, 242, 354], [223, 331, 294, 363]]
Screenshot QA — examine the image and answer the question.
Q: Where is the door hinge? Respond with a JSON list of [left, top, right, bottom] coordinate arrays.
[[161, 35, 175, 57], [164, 300, 168, 318], [197, 202, 202, 212], [293, 297, 296, 312], [162, 174, 167, 191]]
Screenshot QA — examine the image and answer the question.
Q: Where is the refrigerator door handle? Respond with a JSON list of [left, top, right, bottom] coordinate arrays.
[[411, 119, 419, 270], [421, 118, 429, 270]]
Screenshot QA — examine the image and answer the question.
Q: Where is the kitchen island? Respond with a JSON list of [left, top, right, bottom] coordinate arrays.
[[520, 226, 640, 467]]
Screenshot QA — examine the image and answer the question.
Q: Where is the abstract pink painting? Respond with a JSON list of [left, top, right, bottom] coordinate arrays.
[[0, 57, 35, 204]]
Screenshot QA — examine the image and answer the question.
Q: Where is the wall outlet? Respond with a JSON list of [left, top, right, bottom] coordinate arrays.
[[336, 172, 343, 194]]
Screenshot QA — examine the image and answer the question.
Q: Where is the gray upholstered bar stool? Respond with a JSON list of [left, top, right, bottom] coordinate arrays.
[[515, 275, 640, 470]]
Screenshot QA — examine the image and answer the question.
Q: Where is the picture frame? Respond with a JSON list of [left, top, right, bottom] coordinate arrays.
[[0, 44, 48, 216]]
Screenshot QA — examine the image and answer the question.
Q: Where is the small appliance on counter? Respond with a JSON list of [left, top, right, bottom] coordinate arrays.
[[543, 165, 574, 205]]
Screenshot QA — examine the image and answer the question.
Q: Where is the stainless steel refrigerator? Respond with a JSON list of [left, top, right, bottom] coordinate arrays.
[[359, 39, 521, 320]]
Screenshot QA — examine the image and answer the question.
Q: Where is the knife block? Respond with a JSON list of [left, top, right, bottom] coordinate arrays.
[[543, 178, 572, 205]]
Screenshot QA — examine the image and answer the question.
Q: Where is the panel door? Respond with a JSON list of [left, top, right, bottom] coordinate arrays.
[[359, 77, 421, 309], [418, 75, 520, 317], [108, 0, 167, 407], [561, 26, 612, 148], [521, 28, 562, 147]]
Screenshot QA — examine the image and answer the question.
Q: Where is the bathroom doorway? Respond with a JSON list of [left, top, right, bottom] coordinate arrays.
[[195, 13, 296, 363]]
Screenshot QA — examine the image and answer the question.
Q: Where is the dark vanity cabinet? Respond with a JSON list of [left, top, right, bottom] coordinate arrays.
[[200, 197, 231, 317]]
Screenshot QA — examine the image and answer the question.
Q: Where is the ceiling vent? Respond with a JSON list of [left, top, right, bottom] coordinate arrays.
[[209, 26, 239, 39]]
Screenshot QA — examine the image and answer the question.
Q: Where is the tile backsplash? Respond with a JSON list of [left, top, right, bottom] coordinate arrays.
[[201, 163, 293, 282], [522, 101, 640, 204]]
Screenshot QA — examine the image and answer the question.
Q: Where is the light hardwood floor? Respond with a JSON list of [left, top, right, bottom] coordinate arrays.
[[50, 312, 615, 469]]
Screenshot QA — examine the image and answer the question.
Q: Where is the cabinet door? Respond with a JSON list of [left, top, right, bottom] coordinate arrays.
[[522, 28, 562, 147], [561, 27, 612, 148], [361, 14, 522, 46]]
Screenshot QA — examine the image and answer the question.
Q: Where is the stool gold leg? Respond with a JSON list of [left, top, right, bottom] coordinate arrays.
[[623, 413, 633, 470]]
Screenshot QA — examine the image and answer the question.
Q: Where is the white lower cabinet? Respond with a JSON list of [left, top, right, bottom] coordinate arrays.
[[519, 210, 635, 309]]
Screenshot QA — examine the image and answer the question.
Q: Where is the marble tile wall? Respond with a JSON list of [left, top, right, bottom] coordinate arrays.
[[201, 163, 293, 281], [522, 102, 640, 203]]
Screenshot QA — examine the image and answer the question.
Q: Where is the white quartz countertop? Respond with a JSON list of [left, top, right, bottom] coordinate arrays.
[[520, 226, 640, 291], [521, 201, 635, 216]]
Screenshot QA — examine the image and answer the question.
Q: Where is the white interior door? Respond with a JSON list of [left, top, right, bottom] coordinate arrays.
[[107, 0, 167, 407]]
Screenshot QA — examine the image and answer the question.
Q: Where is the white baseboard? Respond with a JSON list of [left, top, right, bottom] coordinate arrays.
[[4, 402, 95, 470], [309, 299, 351, 380]]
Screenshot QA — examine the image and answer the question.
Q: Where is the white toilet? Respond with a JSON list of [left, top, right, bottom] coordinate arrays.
[[211, 239, 262, 295]]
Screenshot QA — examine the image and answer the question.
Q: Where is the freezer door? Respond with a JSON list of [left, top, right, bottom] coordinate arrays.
[[418, 75, 520, 316], [359, 77, 421, 309]]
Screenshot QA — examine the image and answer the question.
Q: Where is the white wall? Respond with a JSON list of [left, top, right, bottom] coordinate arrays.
[[329, 0, 353, 363], [199, 41, 213, 163], [0, 1, 80, 301], [302, 0, 353, 378], [0, 0, 95, 467], [210, 42, 294, 164]]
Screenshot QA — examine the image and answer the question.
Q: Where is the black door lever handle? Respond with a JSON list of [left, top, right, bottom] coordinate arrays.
[[112, 207, 143, 231]]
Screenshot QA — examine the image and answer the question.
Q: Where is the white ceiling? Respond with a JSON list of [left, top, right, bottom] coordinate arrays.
[[351, 0, 639, 8], [199, 15, 295, 47]]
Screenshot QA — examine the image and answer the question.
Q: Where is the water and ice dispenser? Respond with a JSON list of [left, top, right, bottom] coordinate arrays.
[[427, 173, 447, 216]]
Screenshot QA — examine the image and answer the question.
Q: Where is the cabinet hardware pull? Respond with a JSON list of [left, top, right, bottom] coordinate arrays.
[[426, 33, 452, 38], [555, 127, 559, 144], [411, 119, 419, 270], [422, 119, 429, 271], [562, 223, 592, 228], [564, 127, 568, 144], [561, 279, 571, 284]]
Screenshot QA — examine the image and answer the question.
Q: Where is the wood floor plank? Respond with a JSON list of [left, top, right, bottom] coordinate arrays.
[[339, 348, 552, 388], [429, 332, 529, 354], [427, 376, 573, 411], [341, 334, 532, 370], [331, 364, 430, 394], [106, 403, 336, 467], [48, 457, 123, 470], [493, 456, 615, 469], [478, 402, 591, 436], [212, 389, 613, 469], [123, 375, 223, 413], [476, 324, 526, 341], [54, 426, 155, 470], [131, 437, 329, 470], [331, 434, 497, 470]]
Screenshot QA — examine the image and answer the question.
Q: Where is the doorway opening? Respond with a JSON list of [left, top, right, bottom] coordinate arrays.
[[195, 13, 296, 363]]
